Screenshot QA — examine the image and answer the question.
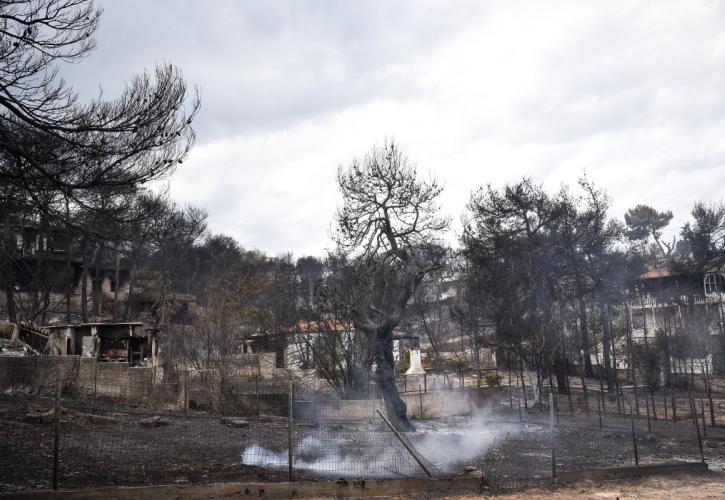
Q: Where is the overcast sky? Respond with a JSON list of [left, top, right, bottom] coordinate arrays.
[[64, 0, 725, 257]]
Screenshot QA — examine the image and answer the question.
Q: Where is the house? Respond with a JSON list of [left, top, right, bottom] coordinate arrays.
[[627, 259, 725, 374], [45, 322, 156, 366]]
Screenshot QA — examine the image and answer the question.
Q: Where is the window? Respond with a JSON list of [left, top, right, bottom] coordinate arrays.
[[704, 273, 722, 295]]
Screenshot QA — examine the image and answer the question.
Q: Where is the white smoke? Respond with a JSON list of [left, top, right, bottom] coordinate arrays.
[[410, 418, 519, 472], [241, 396, 531, 478], [241, 435, 404, 478]]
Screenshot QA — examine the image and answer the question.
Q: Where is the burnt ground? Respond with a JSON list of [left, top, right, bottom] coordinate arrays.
[[473, 405, 725, 492], [3, 393, 725, 494], [394, 471, 725, 499], [0, 395, 289, 494]]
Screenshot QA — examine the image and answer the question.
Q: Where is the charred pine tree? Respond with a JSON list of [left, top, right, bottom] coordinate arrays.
[[334, 141, 449, 432]]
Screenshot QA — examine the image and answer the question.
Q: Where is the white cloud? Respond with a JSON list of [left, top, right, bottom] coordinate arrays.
[[68, 1, 725, 254]]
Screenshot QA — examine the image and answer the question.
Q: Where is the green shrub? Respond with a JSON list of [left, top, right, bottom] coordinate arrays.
[[484, 372, 500, 386], [396, 350, 411, 374]]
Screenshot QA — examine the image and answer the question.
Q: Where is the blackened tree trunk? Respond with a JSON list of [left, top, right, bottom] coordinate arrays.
[[335, 141, 448, 432], [93, 242, 103, 317], [3, 279, 17, 324], [577, 293, 594, 377], [600, 299, 615, 392], [553, 349, 569, 394], [371, 328, 411, 431]]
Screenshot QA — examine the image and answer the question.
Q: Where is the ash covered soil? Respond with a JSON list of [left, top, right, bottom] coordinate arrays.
[[0, 395, 289, 493], [408, 471, 725, 499], [4, 394, 725, 494]]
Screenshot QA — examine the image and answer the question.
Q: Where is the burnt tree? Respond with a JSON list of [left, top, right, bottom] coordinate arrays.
[[335, 141, 449, 431]]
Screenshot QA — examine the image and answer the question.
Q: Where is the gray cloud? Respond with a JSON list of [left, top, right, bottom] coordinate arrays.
[[61, 1, 725, 255]]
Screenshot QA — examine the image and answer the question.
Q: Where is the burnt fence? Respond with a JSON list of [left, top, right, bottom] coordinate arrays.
[[0, 356, 720, 494], [0, 357, 434, 493], [481, 388, 712, 493]]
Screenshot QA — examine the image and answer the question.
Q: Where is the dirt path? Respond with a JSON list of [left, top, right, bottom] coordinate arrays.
[[431, 472, 725, 499]]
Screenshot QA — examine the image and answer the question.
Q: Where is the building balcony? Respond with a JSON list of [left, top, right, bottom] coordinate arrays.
[[629, 293, 725, 309]]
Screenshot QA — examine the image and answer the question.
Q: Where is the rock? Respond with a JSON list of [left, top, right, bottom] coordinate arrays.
[[220, 417, 250, 428], [23, 409, 55, 424], [464, 465, 478, 472], [81, 412, 117, 425], [140, 415, 171, 427]]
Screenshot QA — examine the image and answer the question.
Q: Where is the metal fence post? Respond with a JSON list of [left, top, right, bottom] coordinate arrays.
[[633, 383, 640, 416], [663, 394, 668, 420], [418, 384, 424, 418], [549, 393, 556, 484], [568, 388, 574, 415], [508, 372, 514, 414], [689, 396, 705, 464], [255, 371, 260, 417], [629, 403, 639, 466], [701, 398, 708, 439], [596, 391, 603, 430], [184, 369, 189, 415], [645, 396, 651, 435], [288, 377, 294, 482], [92, 358, 98, 410], [52, 377, 61, 490], [616, 390, 622, 415], [376, 409, 432, 477]]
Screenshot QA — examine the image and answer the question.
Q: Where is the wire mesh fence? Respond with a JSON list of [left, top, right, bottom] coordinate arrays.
[[480, 389, 713, 493], [242, 386, 434, 480], [0, 356, 721, 494], [0, 356, 435, 493]]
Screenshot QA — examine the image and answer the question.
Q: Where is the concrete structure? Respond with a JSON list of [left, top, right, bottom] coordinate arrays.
[[46, 322, 155, 367], [405, 349, 426, 375]]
